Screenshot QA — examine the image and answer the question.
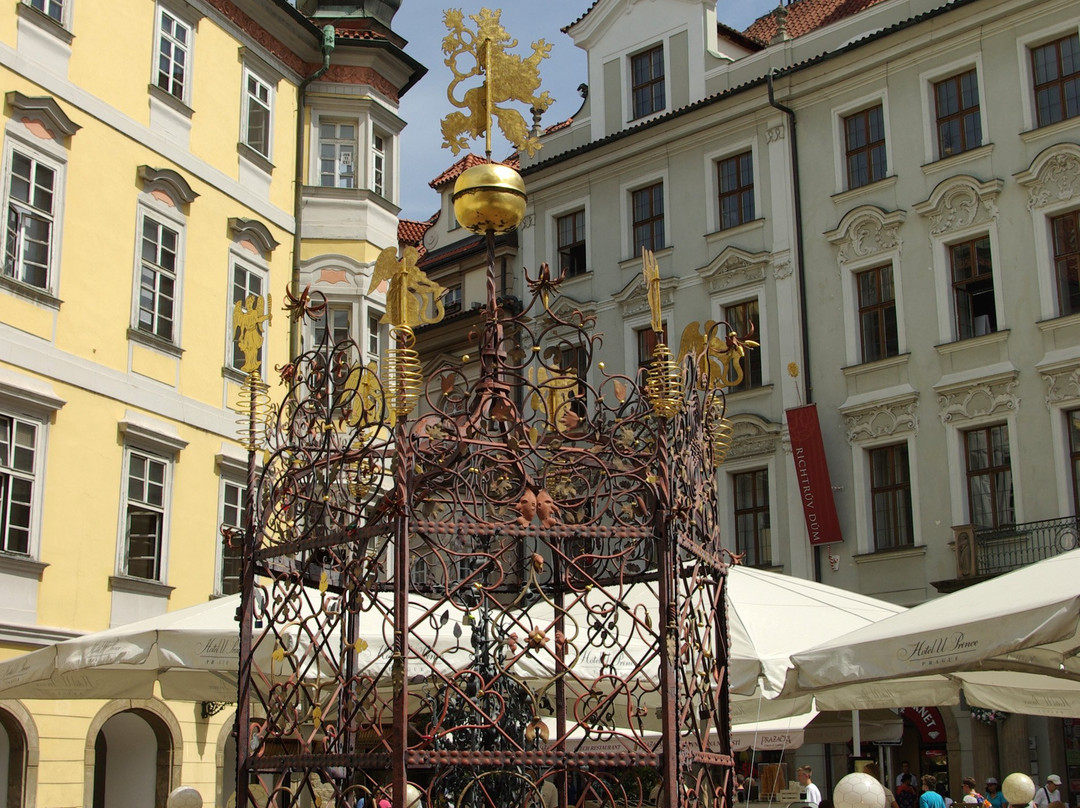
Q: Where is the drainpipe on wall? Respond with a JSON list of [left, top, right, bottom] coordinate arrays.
[[290, 24, 336, 360], [767, 70, 821, 583]]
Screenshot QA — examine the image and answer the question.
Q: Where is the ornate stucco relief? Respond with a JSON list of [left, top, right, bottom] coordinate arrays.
[[726, 415, 782, 460], [825, 206, 906, 267], [842, 395, 919, 443], [696, 248, 771, 294], [1041, 362, 1080, 409], [1016, 144, 1080, 210], [913, 175, 1003, 236], [936, 372, 1019, 425]]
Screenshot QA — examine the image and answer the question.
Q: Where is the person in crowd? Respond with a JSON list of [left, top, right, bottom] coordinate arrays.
[[866, 763, 901, 808], [920, 775, 947, 808], [797, 765, 822, 808], [897, 774, 920, 808], [897, 763, 914, 788], [1033, 775, 1063, 808], [985, 778, 1007, 808], [963, 777, 991, 808]]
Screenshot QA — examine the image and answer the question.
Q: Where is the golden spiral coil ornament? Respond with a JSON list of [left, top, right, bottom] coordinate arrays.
[[645, 342, 683, 418], [383, 325, 423, 418], [704, 393, 734, 467], [236, 371, 272, 451]]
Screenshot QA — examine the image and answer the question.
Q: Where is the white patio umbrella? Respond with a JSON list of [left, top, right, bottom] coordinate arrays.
[[788, 549, 1080, 716]]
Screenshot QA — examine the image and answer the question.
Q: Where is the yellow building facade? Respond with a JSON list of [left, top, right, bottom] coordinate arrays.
[[0, 0, 422, 804]]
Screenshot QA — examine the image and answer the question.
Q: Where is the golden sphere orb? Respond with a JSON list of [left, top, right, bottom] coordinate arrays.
[[453, 163, 527, 234]]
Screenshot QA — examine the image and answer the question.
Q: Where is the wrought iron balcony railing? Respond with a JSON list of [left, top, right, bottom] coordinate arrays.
[[954, 516, 1080, 579]]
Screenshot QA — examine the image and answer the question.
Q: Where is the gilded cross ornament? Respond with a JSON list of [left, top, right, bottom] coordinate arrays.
[[440, 7, 553, 157], [369, 246, 446, 329], [233, 293, 272, 373]]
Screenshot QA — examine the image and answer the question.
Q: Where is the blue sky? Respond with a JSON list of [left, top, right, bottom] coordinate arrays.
[[393, 1, 782, 221]]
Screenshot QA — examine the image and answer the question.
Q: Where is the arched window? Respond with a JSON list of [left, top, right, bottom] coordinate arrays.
[[85, 702, 180, 808], [0, 701, 38, 808]]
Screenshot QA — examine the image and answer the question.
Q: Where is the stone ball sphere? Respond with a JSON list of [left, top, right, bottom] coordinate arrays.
[[1002, 773, 1036, 805], [167, 786, 204, 808], [834, 772, 887, 808], [452, 163, 527, 234]]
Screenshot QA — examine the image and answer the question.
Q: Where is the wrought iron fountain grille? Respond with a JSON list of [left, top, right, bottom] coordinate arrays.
[[236, 254, 735, 808]]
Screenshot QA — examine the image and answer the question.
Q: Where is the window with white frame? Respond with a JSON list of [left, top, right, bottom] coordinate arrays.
[[949, 234, 995, 340], [442, 285, 462, 315], [367, 312, 383, 364], [154, 8, 192, 102], [1051, 209, 1080, 317], [1070, 409, 1080, 516], [717, 151, 755, 230], [964, 423, 1013, 528], [732, 469, 770, 567], [314, 305, 352, 346], [25, 0, 64, 23], [243, 69, 272, 158], [723, 300, 762, 390], [933, 69, 982, 158], [868, 443, 913, 550], [229, 262, 266, 371], [372, 132, 386, 197], [4, 148, 58, 290], [856, 264, 899, 362], [218, 478, 245, 595], [630, 45, 665, 120], [1030, 33, 1080, 128], [136, 215, 179, 341], [319, 121, 357, 188], [0, 412, 39, 556], [631, 181, 664, 255], [121, 448, 170, 581], [843, 104, 887, 189]]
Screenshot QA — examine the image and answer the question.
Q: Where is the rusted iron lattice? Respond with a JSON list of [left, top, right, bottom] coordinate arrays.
[[234, 231, 737, 808]]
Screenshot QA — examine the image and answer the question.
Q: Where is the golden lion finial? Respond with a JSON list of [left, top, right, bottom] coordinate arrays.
[[441, 8, 553, 158]]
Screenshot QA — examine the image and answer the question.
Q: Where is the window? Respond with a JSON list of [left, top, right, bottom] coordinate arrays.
[[230, 263, 264, 370], [630, 45, 665, 119], [843, 105, 886, 189], [442, 285, 462, 314], [934, 70, 981, 157], [724, 300, 762, 391], [856, 265, 898, 362], [1052, 210, 1080, 316], [950, 235, 995, 340], [137, 216, 179, 341], [869, 444, 913, 550], [557, 210, 586, 278], [0, 413, 37, 556], [372, 133, 386, 196], [4, 149, 56, 290], [154, 8, 191, 101], [631, 182, 664, 255], [1070, 410, 1080, 516], [367, 313, 382, 360], [559, 345, 589, 413], [122, 449, 169, 580], [411, 554, 429, 590], [1031, 34, 1080, 128], [319, 121, 356, 188], [26, 0, 63, 22], [718, 152, 754, 230], [636, 323, 667, 370], [219, 480, 245, 595], [733, 469, 770, 566], [964, 424, 1013, 528], [243, 71, 272, 158], [315, 305, 351, 346]]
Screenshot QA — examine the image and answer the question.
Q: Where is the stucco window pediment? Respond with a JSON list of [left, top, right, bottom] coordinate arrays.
[[913, 174, 1003, 236], [726, 414, 781, 461], [841, 392, 919, 444], [6, 91, 80, 139], [825, 205, 905, 267], [612, 273, 678, 318], [1039, 358, 1080, 408], [1015, 142, 1080, 211], [933, 368, 1019, 425], [696, 247, 771, 293]]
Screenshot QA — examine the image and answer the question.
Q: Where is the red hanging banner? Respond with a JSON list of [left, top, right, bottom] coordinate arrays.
[[785, 404, 844, 546]]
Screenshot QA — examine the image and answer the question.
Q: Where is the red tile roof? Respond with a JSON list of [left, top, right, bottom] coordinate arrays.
[[743, 0, 892, 45], [397, 213, 438, 257], [545, 118, 574, 134], [335, 27, 388, 41], [428, 154, 521, 189]]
